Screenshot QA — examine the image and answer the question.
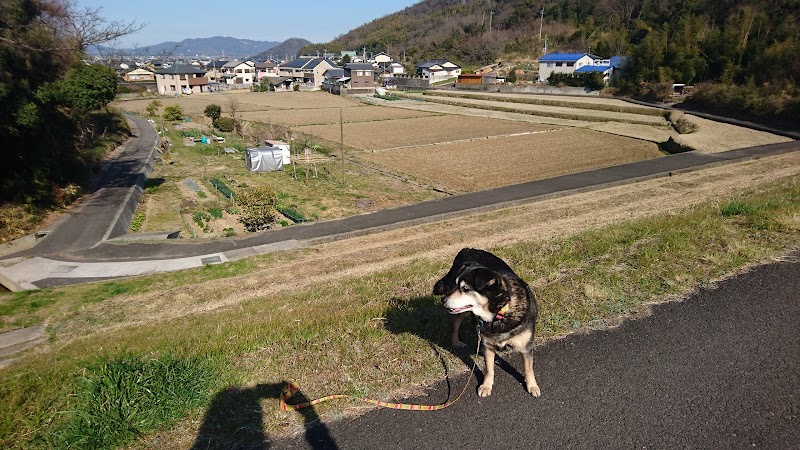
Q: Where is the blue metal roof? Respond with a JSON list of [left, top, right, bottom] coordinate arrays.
[[539, 52, 596, 62], [574, 65, 612, 73]]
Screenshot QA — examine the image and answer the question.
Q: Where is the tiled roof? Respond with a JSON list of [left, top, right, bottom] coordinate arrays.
[[574, 65, 612, 73], [154, 64, 206, 75], [344, 63, 374, 70]]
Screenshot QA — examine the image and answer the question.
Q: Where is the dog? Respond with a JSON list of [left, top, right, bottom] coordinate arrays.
[[433, 248, 540, 397]]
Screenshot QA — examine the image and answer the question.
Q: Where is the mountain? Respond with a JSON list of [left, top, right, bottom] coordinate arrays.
[[251, 38, 313, 61], [91, 36, 282, 58], [141, 36, 280, 58]]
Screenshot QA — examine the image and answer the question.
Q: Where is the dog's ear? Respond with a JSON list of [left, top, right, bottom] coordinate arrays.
[[433, 278, 446, 295], [472, 267, 500, 293]]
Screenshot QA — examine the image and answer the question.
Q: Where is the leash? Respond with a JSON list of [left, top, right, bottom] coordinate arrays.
[[280, 336, 482, 412]]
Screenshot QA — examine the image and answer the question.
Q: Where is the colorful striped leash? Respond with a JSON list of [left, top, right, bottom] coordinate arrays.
[[281, 336, 481, 412]]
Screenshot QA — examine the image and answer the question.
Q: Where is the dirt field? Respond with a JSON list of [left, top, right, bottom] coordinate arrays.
[[116, 91, 361, 116], [360, 128, 663, 192], [239, 105, 438, 127], [297, 115, 557, 150]]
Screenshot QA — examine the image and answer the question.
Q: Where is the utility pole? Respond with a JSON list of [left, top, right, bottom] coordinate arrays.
[[539, 7, 545, 42], [340, 108, 345, 184]]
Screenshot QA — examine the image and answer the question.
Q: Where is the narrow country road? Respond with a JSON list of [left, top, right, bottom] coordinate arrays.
[[268, 257, 799, 449]]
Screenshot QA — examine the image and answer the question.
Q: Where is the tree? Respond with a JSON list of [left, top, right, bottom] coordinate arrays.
[[226, 97, 240, 135], [342, 54, 351, 64], [162, 105, 185, 121], [0, 0, 144, 204], [204, 104, 221, 122], [145, 100, 162, 116], [56, 64, 118, 119]]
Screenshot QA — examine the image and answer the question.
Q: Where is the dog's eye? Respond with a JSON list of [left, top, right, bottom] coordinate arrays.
[[462, 286, 471, 292]]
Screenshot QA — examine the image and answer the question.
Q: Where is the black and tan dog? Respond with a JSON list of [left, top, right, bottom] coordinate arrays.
[[433, 248, 540, 397]]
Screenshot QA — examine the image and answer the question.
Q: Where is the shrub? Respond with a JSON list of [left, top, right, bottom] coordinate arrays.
[[237, 185, 278, 232], [162, 104, 185, 121], [213, 117, 235, 132], [145, 100, 162, 116], [208, 207, 223, 220], [204, 104, 221, 122]]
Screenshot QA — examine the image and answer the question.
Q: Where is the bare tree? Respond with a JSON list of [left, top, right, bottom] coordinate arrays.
[[0, 0, 145, 54], [227, 97, 241, 135]]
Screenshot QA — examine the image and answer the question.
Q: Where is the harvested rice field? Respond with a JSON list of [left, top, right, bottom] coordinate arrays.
[[239, 105, 438, 127], [117, 91, 360, 115], [297, 115, 558, 150], [400, 92, 669, 126], [360, 128, 663, 192]]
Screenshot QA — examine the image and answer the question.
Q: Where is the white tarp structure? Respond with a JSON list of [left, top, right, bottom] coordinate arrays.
[[245, 147, 289, 172]]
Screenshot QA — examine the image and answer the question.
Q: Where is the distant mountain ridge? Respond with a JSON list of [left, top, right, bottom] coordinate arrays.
[[92, 36, 308, 59], [139, 36, 280, 58], [251, 38, 313, 60]]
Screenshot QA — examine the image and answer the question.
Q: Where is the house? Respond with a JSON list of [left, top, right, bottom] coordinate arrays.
[[221, 60, 256, 85], [123, 68, 155, 82], [278, 57, 338, 89], [539, 52, 628, 84], [415, 60, 462, 83], [537, 52, 599, 82], [203, 60, 228, 84], [154, 64, 209, 95], [255, 61, 279, 80], [343, 63, 375, 89]]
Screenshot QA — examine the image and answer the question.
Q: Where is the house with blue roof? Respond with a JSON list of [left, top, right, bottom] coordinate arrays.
[[538, 52, 626, 84]]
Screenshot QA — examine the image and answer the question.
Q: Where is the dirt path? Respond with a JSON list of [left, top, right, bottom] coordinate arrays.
[[53, 151, 800, 342]]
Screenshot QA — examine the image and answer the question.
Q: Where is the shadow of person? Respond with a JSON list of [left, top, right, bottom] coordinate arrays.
[[191, 382, 339, 450]]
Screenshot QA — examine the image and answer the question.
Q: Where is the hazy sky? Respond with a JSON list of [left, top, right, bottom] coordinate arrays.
[[74, 0, 419, 47]]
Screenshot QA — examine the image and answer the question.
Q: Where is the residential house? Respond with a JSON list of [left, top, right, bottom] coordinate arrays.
[[255, 61, 279, 80], [538, 52, 599, 82], [154, 64, 209, 95], [538, 52, 627, 84], [203, 60, 228, 84], [343, 63, 376, 90], [123, 68, 155, 82], [415, 60, 462, 83], [221, 60, 256, 85], [278, 57, 338, 89]]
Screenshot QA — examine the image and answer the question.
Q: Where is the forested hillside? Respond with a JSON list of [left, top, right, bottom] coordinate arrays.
[[1, 0, 138, 239], [303, 0, 799, 126]]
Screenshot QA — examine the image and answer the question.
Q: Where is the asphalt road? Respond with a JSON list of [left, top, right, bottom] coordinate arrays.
[[18, 114, 158, 256], [263, 257, 799, 449]]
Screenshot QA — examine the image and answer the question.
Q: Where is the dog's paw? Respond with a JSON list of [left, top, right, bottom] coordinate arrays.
[[526, 383, 541, 397], [477, 383, 493, 397], [451, 339, 467, 349]]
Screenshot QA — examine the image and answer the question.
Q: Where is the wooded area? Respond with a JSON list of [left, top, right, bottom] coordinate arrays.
[[0, 0, 141, 207], [303, 0, 799, 126]]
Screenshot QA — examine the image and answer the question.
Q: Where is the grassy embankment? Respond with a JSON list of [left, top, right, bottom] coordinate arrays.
[[0, 176, 798, 448]]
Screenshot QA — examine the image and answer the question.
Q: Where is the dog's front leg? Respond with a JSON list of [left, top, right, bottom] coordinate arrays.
[[521, 351, 541, 397], [478, 346, 495, 397], [450, 312, 469, 348]]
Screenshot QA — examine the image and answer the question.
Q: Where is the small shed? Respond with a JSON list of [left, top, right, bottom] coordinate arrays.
[[245, 145, 291, 173]]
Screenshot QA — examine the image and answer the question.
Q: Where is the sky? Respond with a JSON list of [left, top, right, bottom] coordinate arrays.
[[74, 0, 420, 48]]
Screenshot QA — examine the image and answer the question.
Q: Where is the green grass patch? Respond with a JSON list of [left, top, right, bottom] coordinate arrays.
[[49, 354, 218, 449], [1, 176, 797, 447]]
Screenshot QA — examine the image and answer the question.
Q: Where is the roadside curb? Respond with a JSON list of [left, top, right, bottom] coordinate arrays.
[[99, 115, 159, 243]]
